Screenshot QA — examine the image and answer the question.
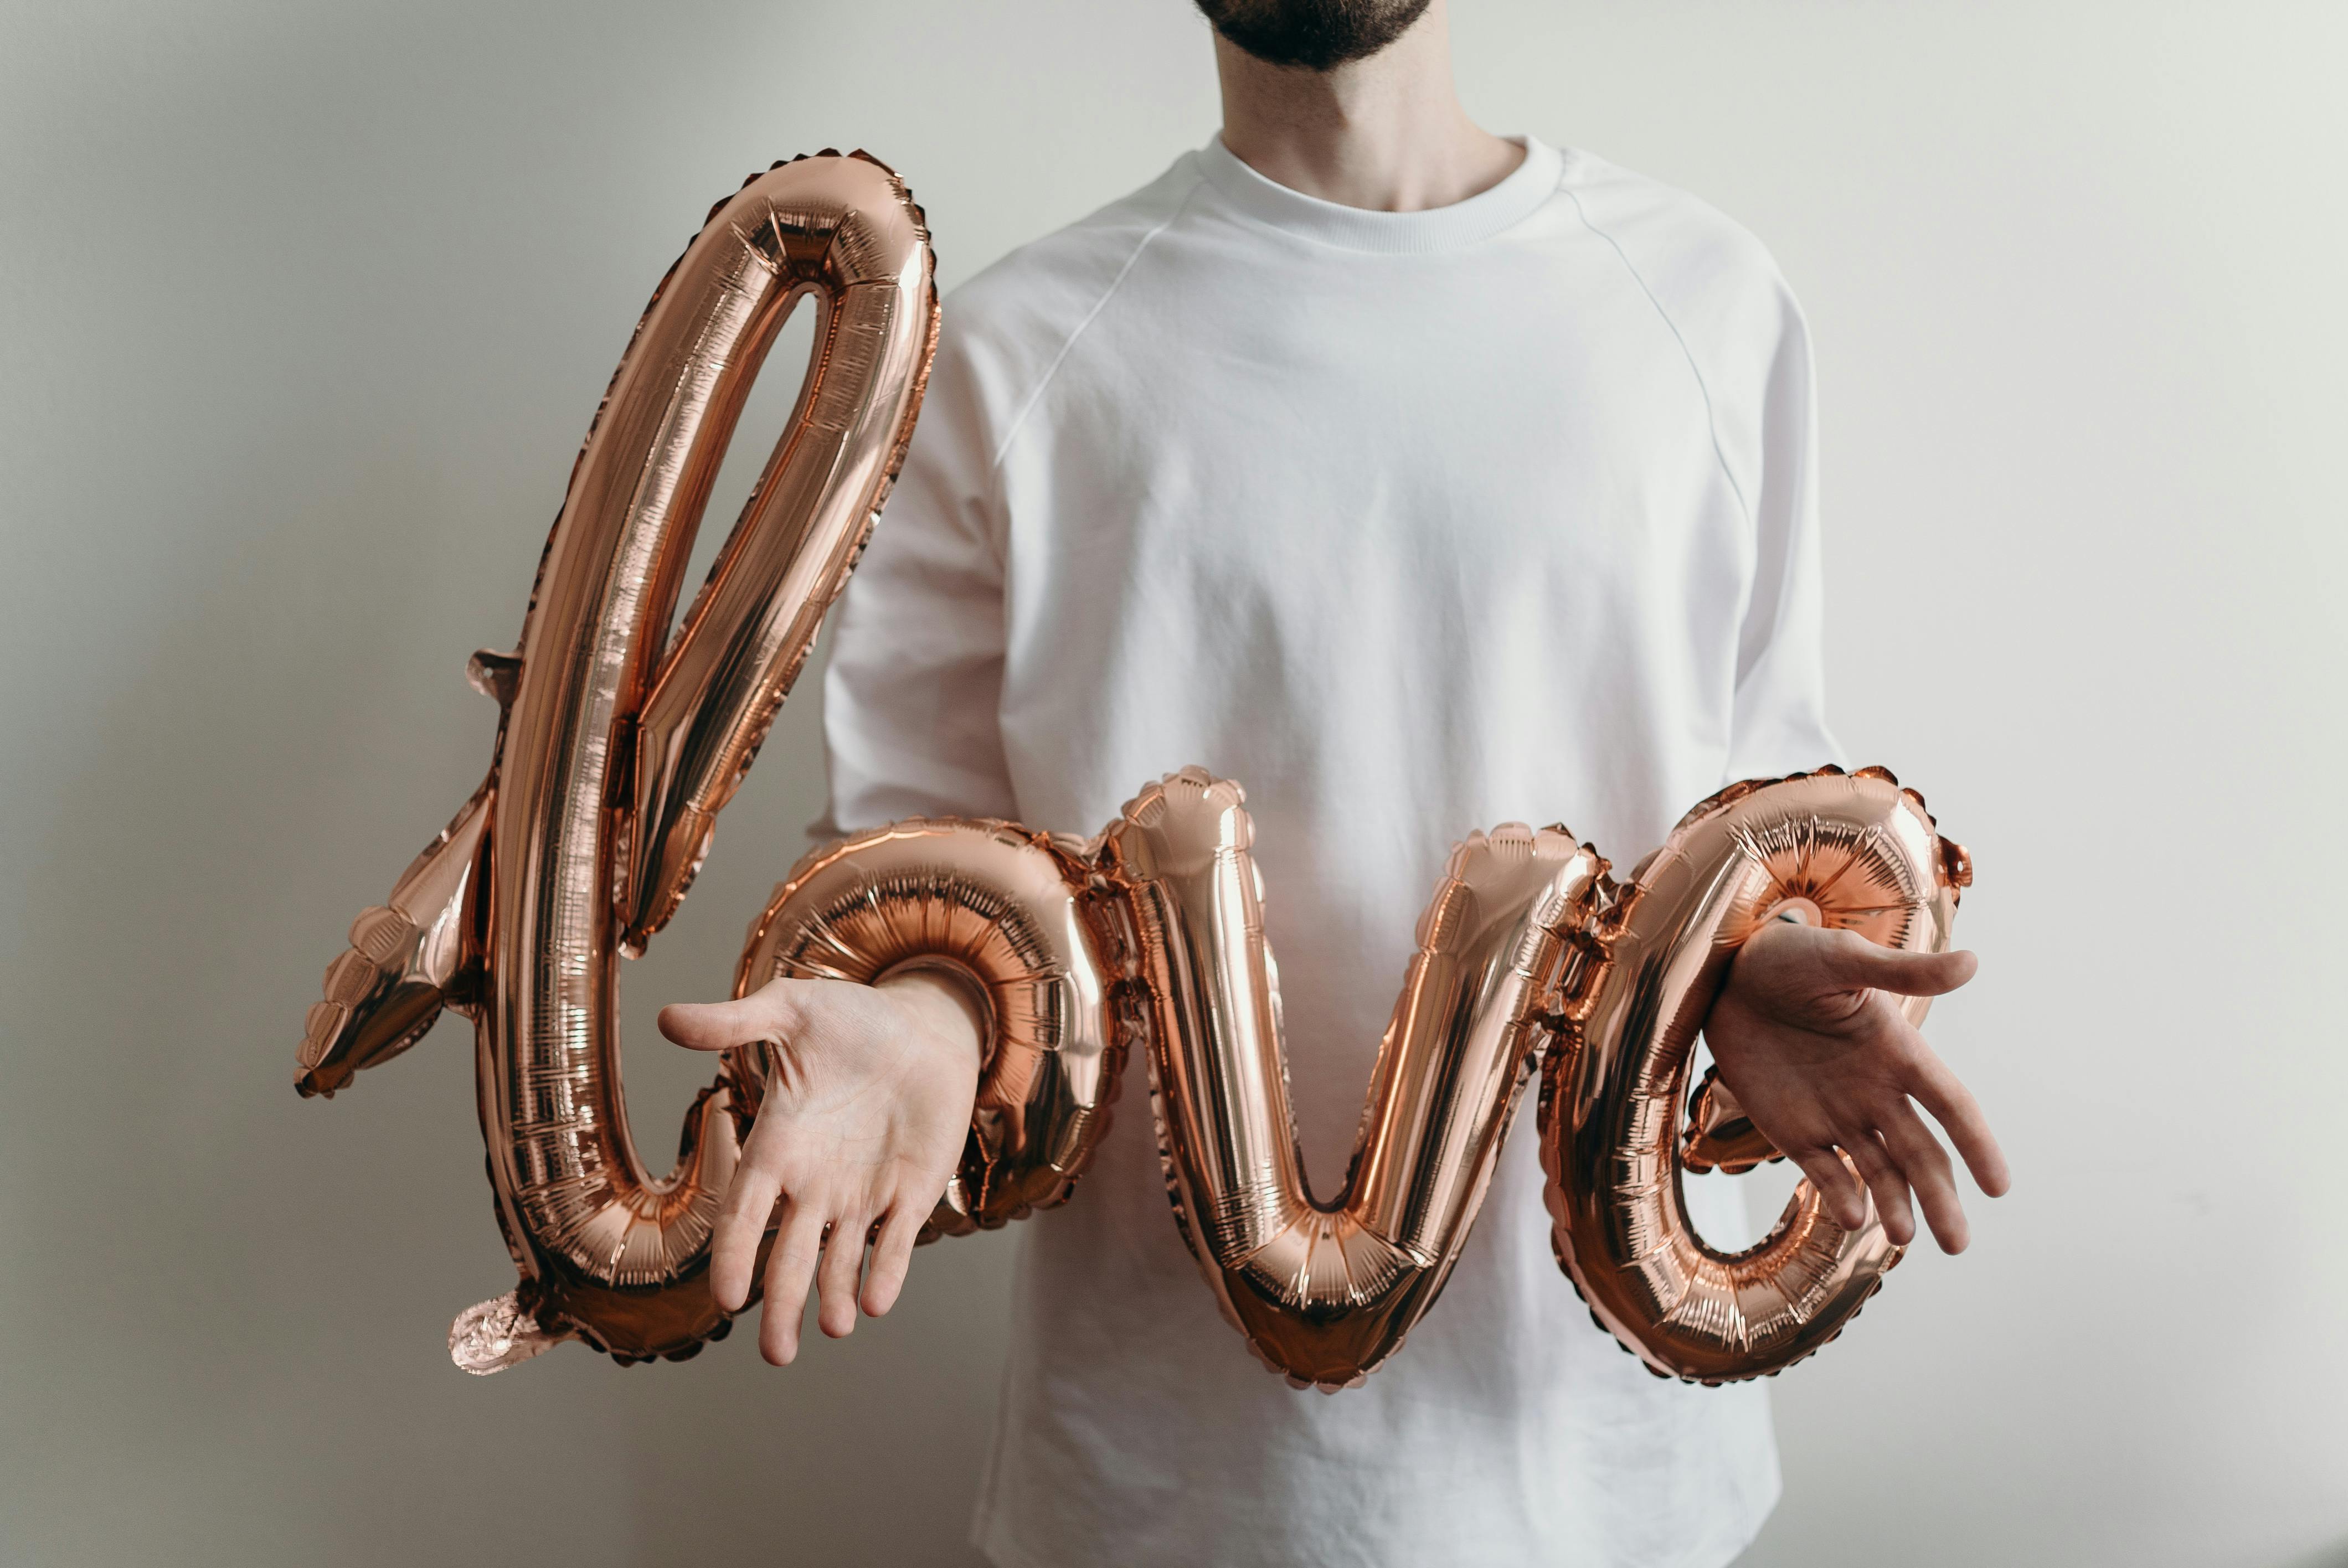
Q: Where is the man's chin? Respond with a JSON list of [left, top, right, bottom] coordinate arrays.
[[1194, 0, 1435, 72]]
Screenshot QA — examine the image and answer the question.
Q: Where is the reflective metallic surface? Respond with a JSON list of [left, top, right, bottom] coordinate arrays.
[[1539, 766, 1970, 1384], [290, 158, 1966, 1384], [296, 783, 491, 1096], [616, 163, 940, 953], [1679, 1065, 1784, 1176], [1103, 768, 1605, 1390], [745, 766, 1967, 1389], [738, 818, 1135, 1238], [295, 152, 938, 1368]]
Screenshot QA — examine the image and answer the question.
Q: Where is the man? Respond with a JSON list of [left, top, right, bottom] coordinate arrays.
[[659, 1, 2010, 1562]]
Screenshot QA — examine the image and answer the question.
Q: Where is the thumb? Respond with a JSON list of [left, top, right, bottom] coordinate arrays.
[[1825, 934, 1979, 998], [658, 987, 796, 1053]]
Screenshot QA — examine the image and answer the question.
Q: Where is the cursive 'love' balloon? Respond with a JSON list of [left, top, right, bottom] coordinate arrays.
[[296, 155, 1973, 1388]]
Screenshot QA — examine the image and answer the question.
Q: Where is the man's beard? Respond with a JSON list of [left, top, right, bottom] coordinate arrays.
[[1193, 0, 1435, 71]]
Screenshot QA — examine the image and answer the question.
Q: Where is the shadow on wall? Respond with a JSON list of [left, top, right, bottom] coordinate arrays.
[[2279, 1544, 2348, 1568]]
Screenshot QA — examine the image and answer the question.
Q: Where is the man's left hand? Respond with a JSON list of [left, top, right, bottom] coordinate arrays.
[[1702, 921, 2011, 1253]]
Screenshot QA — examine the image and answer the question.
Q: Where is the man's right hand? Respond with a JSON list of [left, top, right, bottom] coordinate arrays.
[[658, 973, 985, 1365]]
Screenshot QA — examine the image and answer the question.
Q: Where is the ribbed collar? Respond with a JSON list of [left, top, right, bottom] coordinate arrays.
[[1192, 134, 1566, 254]]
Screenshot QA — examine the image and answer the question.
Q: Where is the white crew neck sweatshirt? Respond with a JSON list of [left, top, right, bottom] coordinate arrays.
[[819, 135, 1837, 1568]]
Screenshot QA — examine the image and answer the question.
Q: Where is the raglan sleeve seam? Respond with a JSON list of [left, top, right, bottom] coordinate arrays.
[[1560, 183, 1758, 532], [985, 173, 1204, 477]]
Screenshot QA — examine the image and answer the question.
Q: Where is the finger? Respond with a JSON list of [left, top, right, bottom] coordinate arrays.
[[1881, 1099, 1970, 1254], [657, 978, 807, 1053], [1791, 1146, 1868, 1231], [758, 1196, 826, 1365], [1824, 935, 1978, 999], [711, 1158, 785, 1313], [1903, 1041, 2012, 1198], [815, 1210, 866, 1340], [860, 1203, 929, 1319], [1842, 1132, 1916, 1246]]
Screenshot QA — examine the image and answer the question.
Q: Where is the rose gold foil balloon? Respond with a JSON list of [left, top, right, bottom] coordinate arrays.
[[1539, 766, 1971, 1384], [1118, 770, 1615, 1380], [295, 151, 938, 1371], [737, 818, 1139, 1236], [734, 768, 1600, 1389], [1104, 770, 1607, 1389], [289, 156, 1971, 1389], [737, 766, 1968, 1389]]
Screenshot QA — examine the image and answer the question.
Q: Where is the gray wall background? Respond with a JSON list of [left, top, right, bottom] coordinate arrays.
[[4, 2, 2344, 1564]]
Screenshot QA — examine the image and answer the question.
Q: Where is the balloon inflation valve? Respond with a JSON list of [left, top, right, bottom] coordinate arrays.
[[449, 1291, 564, 1375]]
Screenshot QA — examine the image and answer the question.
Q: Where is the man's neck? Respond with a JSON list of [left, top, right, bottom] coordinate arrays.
[[1211, 0, 1522, 214]]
